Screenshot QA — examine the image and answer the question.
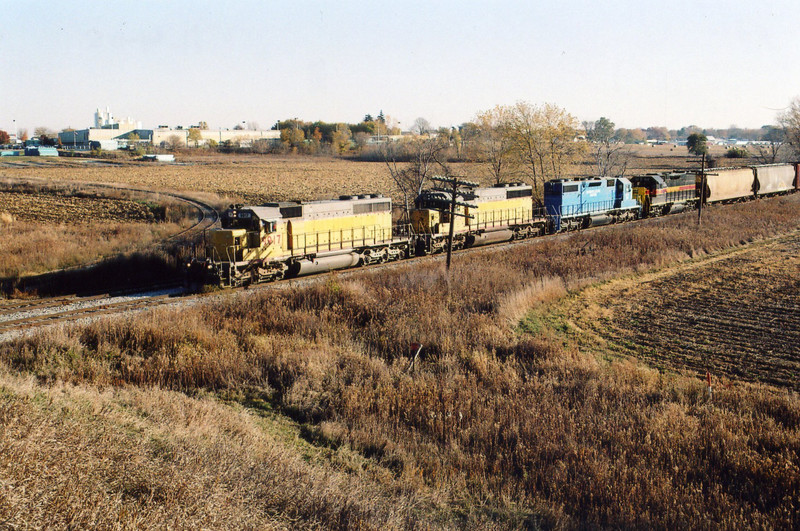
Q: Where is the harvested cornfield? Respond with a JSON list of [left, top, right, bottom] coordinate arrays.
[[556, 229, 800, 390], [0, 157, 404, 204], [0, 190, 158, 224]]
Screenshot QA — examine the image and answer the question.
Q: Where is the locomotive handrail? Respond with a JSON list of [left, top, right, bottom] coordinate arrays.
[[470, 207, 546, 231], [291, 224, 394, 256]]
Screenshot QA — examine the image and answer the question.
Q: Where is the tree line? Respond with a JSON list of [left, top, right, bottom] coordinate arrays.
[[5, 98, 800, 172]]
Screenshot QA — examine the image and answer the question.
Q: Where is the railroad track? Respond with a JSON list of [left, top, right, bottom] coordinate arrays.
[[79, 181, 221, 242], [0, 177, 222, 338], [0, 286, 187, 339], [0, 176, 220, 244]]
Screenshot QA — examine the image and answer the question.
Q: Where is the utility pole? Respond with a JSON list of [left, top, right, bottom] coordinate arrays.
[[429, 175, 477, 270], [697, 152, 706, 226]]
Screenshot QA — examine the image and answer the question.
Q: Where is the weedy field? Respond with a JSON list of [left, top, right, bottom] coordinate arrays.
[[0, 179, 194, 292], [0, 194, 797, 528]]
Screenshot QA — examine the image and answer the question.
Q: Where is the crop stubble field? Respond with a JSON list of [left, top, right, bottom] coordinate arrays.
[[553, 229, 800, 390], [0, 190, 159, 223], [0, 157, 400, 205], [0, 145, 731, 205]]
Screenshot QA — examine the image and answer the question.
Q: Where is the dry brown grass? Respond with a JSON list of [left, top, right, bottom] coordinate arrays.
[[0, 366, 431, 529], [2, 194, 798, 528], [0, 219, 179, 279], [0, 180, 197, 288]]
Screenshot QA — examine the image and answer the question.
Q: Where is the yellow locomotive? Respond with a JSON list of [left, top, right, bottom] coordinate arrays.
[[411, 182, 545, 254], [199, 194, 407, 287]]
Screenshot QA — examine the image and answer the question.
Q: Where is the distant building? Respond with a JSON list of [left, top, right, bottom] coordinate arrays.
[[94, 106, 142, 130], [58, 107, 280, 149], [152, 127, 280, 148], [24, 146, 59, 157]]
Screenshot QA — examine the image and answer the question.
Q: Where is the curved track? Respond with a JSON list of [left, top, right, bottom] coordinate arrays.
[[0, 178, 221, 338], [80, 181, 221, 243]]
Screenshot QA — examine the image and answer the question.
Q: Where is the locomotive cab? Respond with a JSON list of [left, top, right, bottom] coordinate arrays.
[[630, 174, 665, 215], [631, 172, 697, 217], [410, 190, 468, 236], [208, 205, 285, 265]]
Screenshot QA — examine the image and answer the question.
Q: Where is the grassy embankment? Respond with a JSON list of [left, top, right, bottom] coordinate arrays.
[[1, 194, 798, 528]]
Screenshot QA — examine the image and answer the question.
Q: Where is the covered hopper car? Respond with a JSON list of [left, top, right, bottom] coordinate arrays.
[[753, 164, 798, 196], [701, 163, 800, 204]]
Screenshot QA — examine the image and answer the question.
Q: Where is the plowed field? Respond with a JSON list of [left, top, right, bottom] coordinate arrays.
[[558, 230, 800, 390], [0, 190, 157, 223]]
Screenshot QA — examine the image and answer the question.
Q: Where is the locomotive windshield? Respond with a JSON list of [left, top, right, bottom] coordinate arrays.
[[221, 209, 261, 231]]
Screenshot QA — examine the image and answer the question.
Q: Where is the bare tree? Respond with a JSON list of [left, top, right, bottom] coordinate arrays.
[[382, 136, 449, 221], [411, 117, 433, 136], [167, 134, 185, 150], [584, 117, 632, 177], [34, 126, 54, 138], [506, 101, 584, 201], [752, 126, 786, 164], [779, 98, 800, 158], [471, 105, 519, 184]]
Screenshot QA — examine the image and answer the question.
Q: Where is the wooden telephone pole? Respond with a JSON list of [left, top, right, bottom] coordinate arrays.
[[429, 175, 478, 270], [697, 152, 707, 226]]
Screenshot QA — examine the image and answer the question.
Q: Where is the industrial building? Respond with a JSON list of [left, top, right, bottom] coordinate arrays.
[[58, 107, 280, 150]]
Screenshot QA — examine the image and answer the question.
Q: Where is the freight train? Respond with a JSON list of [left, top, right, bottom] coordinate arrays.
[[188, 163, 799, 288]]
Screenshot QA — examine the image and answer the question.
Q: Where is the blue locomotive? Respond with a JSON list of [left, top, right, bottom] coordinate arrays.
[[544, 177, 640, 232]]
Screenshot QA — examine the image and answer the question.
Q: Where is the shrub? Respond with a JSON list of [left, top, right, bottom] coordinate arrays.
[[726, 146, 750, 158]]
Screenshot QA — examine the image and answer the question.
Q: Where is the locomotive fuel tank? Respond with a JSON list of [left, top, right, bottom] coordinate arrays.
[[465, 229, 514, 247], [288, 251, 363, 277]]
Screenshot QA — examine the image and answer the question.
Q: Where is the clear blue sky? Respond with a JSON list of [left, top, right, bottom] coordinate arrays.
[[3, 0, 799, 134]]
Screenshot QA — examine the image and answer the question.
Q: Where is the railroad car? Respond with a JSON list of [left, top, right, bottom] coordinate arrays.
[[630, 172, 697, 217], [202, 194, 407, 287], [544, 177, 639, 232], [410, 183, 546, 254], [701, 167, 756, 203], [701, 163, 799, 204], [753, 164, 797, 196]]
